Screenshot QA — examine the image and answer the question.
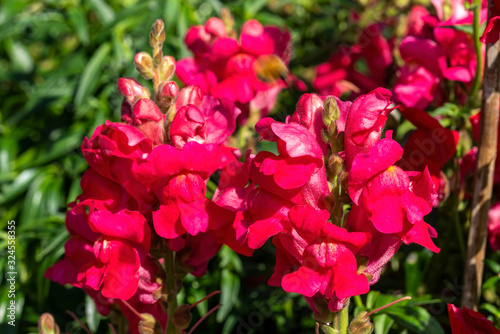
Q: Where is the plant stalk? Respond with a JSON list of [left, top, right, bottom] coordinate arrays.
[[467, 0, 484, 106], [165, 248, 180, 334], [462, 1, 500, 310]]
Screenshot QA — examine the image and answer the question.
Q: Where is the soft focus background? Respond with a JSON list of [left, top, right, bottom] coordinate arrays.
[[1, 0, 498, 333]]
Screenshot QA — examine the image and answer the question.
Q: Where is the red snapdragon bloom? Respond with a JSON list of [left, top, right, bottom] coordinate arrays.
[[448, 304, 500, 333], [343, 87, 395, 170], [481, 0, 500, 43], [133, 142, 232, 239], [393, 37, 446, 109], [46, 206, 152, 300], [313, 24, 392, 98], [177, 17, 296, 122], [349, 133, 437, 234], [270, 205, 371, 311], [399, 106, 459, 198], [488, 202, 500, 252], [169, 93, 241, 149], [81, 121, 156, 213], [118, 77, 166, 146]]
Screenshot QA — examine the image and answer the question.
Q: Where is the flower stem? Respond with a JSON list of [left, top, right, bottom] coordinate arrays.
[[462, 3, 500, 310], [339, 299, 349, 334], [165, 248, 180, 334], [332, 299, 349, 334], [467, 0, 484, 107]]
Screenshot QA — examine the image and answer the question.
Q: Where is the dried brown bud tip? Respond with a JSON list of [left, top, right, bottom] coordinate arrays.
[[172, 304, 193, 330]]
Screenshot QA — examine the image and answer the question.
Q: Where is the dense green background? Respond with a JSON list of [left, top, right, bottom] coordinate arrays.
[[1, 0, 499, 333]]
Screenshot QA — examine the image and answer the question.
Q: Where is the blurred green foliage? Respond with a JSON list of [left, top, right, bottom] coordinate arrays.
[[1, 0, 500, 333]]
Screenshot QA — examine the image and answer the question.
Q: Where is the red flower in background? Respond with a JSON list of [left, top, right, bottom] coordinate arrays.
[[448, 304, 500, 334], [313, 24, 393, 98], [399, 106, 459, 199], [481, 0, 500, 43], [177, 18, 300, 122]]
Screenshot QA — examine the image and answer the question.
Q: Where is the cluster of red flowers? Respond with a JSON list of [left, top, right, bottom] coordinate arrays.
[[214, 88, 440, 313], [43, 1, 500, 332], [313, 0, 485, 110]]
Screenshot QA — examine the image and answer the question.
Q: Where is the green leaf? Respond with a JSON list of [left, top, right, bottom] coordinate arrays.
[[0, 168, 40, 204], [372, 313, 394, 334], [482, 275, 500, 290], [217, 269, 240, 322], [384, 306, 445, 334], [480, 303, 500, 317], [85, 294, 101, 332], [90, 0, 115, 25], [68, 8, 90, 46], [221, 314, 238, 334], [5, 39, 33, 73], [74, 43, 111, 109], [404, 250, 433, 295], [366, 291, 380, 310], [440, 24, 473, 35], [485, 259, 500, 273]]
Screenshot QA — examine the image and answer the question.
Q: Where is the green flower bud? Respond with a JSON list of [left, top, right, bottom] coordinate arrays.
[[158, 56, 176, 83], [38, 313, 60, 334], [348, 311, 374, 334], [138, 313, 163, 334], [135, 52, 154, 80]]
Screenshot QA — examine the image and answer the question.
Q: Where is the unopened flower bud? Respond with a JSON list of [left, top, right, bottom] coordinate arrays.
[[158, 56, 176, 83], [221, 8, 236, 37], [175, 86, 203, 109], [205, 17, 227, 37], [172, 304, 193, 330], [323, 96, 340, 133], [118, 77, 150, 98], [135, 52, 154, 80], [150, 19, 165, 47], [160, 81, 179, 98], [319, 324, 337, 334], [38, 313, 60, 334], [156, 81, 179, 112], [328, 154, 343, 175], [138, 313, 162, 334], [348, 311, 374, 334]]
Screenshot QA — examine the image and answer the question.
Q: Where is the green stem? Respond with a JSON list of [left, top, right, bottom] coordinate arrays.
[[331, 299, 349, 334], [165, 248, 179, 334], [467, 0, 484, 107], [452, 162, 466, 259], [339, 300, 349, 334], [354, 295, 364, 308]]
